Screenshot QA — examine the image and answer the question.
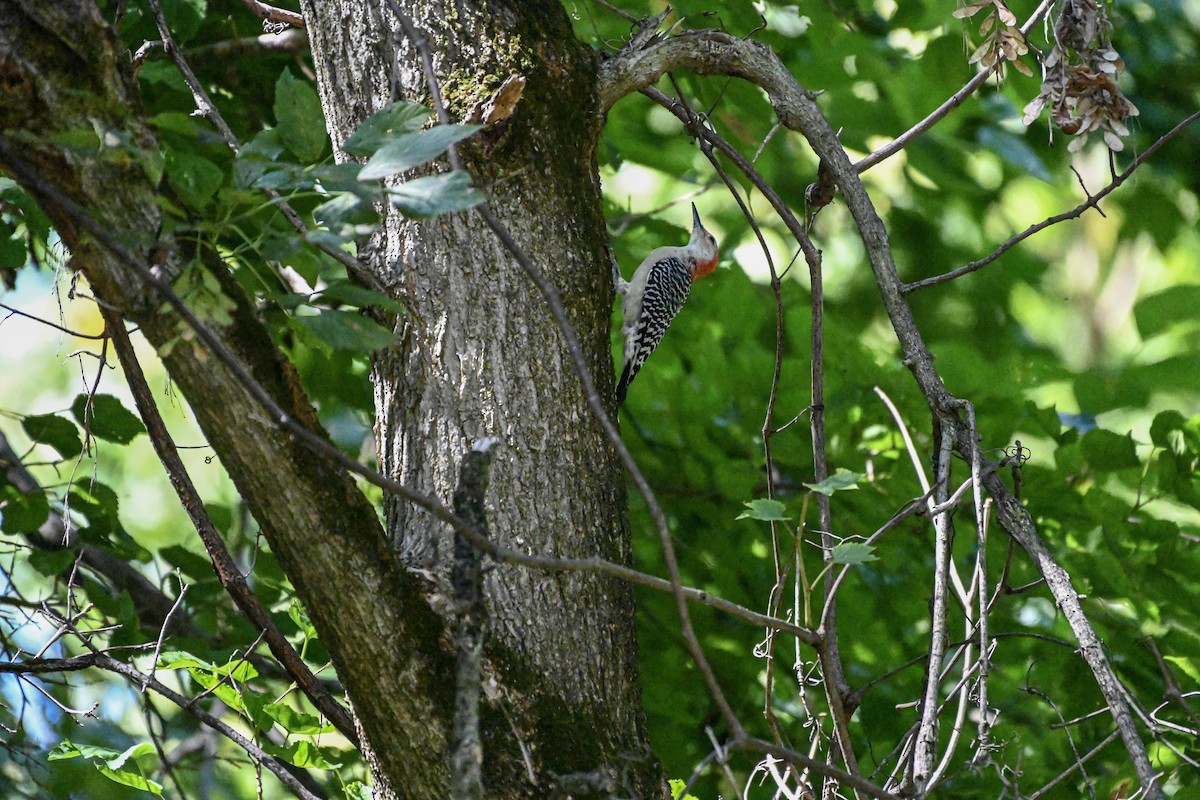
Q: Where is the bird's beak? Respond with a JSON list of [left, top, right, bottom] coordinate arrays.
[[692, 202, 702, 229]]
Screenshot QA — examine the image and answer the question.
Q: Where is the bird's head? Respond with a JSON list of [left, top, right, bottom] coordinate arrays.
[[687, 203, 719, 281]]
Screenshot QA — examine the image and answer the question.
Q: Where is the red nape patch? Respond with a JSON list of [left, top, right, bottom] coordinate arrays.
[[692, 255, 719, 281]]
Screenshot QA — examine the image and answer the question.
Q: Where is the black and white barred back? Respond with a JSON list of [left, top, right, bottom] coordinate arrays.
[[616, 256, 692, 404]]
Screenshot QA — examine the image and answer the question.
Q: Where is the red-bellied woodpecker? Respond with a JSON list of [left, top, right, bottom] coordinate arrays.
[[615, 203, 719, 405]]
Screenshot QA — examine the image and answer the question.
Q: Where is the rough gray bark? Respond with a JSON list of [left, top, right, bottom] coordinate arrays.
[[302, 0, 661, 796]]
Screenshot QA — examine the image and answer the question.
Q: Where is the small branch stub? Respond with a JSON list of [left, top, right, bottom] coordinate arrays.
[[449, 438, 498, 800]]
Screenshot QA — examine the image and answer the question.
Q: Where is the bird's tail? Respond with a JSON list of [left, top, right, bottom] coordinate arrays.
[[615, 362, 634, 406]]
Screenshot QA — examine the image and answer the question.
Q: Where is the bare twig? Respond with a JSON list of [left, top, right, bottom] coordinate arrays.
[[1023, 685, 1096, 800], [236, 0, 305, 29], [143, 571, 187, 691], [0, 302, 107, 339], [591, 0, 639, 24], [742, 737, 902, 800], [1146, 639, 1200, 734], [185, 28, 309, 61], [966, 403, 993, 757], [145, 0, 238, 146], [1028, 731, 1121, 800], [854, 0, 1055, 172], [904, 108, 1200, 293], [911, 424, 956, 793]]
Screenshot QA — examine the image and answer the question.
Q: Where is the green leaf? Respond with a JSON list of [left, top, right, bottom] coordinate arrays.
[[96, 764, 162, 796], [106, 742, 156, 770], [156, 651, 258, 716], [159, 544, 220, 583], [288, 598, 317, 639], [0, 485, 50, 533], [977, 127, 1051, 182], [1022, 401, 1063, 441], [68, 482, 122, 537], [305, 230, 355, 251], [242, 690, 277, 733], [163, 0, 206, 43], [156, 650, 259, 681], [1134, 285, 1200, 339], [0, 225, 24, 268], [248, 163, 310, 191], [147, 110, 206, 139], [737, 498, 789, 521], [669, 779, 699, 800], [345, 782, 373, 800], [387, 171, 482, 218], [830, 542, 878, 565], [295, 309, 397, 352], [71, 393, 146, 444], [312, 192, 377, 230], [274, 69, 327, 163], [343, 101, 431, 157], [262, 740, 342, 770], [46, 741, 164, 796], [48, 740, 99, 761], [312, 162, 377, 193], [1080, 429, 1140, 472], [803, 468, 863, 496], [48, 740, 154, 767], [164, 148, 224, 211], [316, 282, 405, 313], [28, 549, 77, 577], [21, 413, 83, 459], [241, 127, 286, 161], [263, 702, 333, 735], [1149, 410, 1187, 449], [358, 124, 483, 180]]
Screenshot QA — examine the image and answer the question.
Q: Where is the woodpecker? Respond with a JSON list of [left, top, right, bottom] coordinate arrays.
[[615, 203, 719, 405]]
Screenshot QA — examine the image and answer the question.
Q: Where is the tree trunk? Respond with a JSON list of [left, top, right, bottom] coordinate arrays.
[[302, 1, 662, 797]]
